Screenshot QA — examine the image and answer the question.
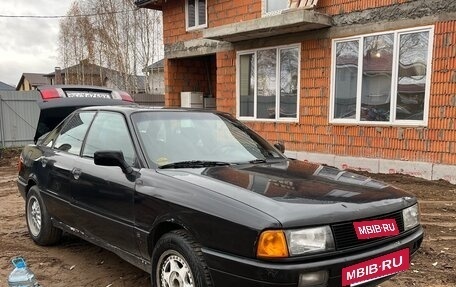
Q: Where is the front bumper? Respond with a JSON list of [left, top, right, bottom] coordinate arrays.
[[203, 226, 423, 287]]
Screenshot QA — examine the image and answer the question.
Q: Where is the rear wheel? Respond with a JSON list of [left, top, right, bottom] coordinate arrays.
[[26, 186, 62, 245], [152, 230, 213, 287]]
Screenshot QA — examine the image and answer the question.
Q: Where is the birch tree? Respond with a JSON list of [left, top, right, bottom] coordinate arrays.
[[58, 0, 163, 92]]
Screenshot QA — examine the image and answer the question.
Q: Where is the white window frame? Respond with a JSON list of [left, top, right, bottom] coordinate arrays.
[[262, 0, 290, 16], [329, 26, 434, 127], [185, 0, 207, 31], [236, 44, 301, 122]]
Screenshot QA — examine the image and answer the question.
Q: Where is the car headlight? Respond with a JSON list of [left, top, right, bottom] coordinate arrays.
[[285, 226, 335, 256], [403, 204, 420, 231], [257, 226, 335, 258]]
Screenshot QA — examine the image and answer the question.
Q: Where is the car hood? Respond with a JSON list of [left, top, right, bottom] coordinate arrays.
[[157, 160, 416, 228]]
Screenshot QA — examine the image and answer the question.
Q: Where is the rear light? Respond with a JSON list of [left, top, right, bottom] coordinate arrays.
[[40, 88, 63, 100], [111, 90, 134, 102], [119, 91, 134, 102], [18, 155, 23, 172]]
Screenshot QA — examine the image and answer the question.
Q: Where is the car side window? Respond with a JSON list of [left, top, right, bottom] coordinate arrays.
[[53, 112, 96, 155], [83, 112, 136, 166]]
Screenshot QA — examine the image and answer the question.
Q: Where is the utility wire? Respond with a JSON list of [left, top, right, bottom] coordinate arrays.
[[0, 9, 137, 19]]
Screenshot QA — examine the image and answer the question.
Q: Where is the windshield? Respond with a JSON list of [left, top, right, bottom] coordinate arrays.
[[131, 111, 285, 167]]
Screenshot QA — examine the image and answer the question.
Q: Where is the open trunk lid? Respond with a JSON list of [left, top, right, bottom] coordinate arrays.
[[34, 98, 132, 143]]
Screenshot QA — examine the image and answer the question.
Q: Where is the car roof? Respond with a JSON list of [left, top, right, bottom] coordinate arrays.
[[78, 105, 227, 116]]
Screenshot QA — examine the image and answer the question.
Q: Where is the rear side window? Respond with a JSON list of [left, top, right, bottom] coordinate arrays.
[[83, 112, 136, 166], [53, 112, 96, 155], [41, 122, 64, 147]]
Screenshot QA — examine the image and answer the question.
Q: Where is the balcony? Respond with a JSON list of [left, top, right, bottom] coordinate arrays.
[[134, 0, 164, 10], [203, 9, 332, 42]]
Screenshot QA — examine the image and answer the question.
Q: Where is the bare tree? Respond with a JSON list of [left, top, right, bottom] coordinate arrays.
[[58, 0, 163, 93]]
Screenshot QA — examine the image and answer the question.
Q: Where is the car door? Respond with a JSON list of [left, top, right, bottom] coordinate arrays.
[[71, 111, 138, 255], [39, 111, 96, 227]]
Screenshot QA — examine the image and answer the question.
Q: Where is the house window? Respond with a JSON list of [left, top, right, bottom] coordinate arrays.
[[264, 0, 288, 14], [262, 0, 314, 15], [186, 0, 207, 30], [238, 45, 300, 121], [331, 26, 433, 126]]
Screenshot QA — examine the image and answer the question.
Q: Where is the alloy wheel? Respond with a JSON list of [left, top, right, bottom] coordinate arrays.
[[27, 195, 42, 236], [158, 251, 194, 287]]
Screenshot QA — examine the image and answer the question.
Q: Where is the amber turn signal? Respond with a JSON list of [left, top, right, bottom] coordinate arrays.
[[257, 230, 289, 258]]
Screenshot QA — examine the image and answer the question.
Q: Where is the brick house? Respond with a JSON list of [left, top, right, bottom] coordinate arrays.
[[135, 0, 456, 183], [16, 73, 49, 91], [45, 60, 147, 94]]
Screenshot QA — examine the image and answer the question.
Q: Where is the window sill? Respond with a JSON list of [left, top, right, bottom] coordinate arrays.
[[329, 120, 428, 128], [186, 24, 208, 32], [238, 117, 299, 123]]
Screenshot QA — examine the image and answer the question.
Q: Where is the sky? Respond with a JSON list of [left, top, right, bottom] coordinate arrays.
[[0, 1, 74, 87]]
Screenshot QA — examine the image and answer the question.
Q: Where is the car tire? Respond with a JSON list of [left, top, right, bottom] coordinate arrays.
[[152, 230, 213, 287], [26, 186, 62, 245]]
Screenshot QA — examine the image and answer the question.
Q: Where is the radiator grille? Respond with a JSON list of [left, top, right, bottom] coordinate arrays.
[[331, 211, 404, 250]]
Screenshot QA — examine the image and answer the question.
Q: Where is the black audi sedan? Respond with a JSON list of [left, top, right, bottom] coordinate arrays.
[[17, 105, 423, 287]]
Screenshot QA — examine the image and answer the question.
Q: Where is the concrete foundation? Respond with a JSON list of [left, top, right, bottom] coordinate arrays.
[[286, 151, 456, 184]]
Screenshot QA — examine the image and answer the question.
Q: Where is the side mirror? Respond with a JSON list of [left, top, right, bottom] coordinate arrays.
[[94, 151, 133, 175], [274, 142, 285, 153]]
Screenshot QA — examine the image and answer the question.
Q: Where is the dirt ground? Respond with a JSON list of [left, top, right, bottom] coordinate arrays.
[[0, 148, 455, 287]]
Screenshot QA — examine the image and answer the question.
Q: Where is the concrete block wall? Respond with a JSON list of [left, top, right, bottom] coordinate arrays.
[[287, 150, 456, 184]]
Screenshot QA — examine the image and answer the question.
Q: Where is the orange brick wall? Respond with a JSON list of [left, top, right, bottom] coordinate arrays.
[[429, 21, 456, 164], [216, 50, 236, 115], [162, 0, 260, 45], [208, 0, 260, 27], [163, 0, 416, 44], [213, 21, 456, 165], [160, 1, 456, 165], [317, 0, 411, 15], [162, 0, 200, 45], [164, 56, 215, 107]]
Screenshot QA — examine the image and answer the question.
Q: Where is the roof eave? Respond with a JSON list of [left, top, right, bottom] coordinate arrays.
[[135, 0, 164, 10]]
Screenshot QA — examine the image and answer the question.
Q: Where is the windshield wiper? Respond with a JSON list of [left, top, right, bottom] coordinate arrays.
[[249, 159, 267, 164], [238, 158, 286, 165], [159, 160, 232, 169]]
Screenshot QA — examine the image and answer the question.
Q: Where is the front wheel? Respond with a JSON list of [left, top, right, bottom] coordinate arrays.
[[26, 186, 62, 245], [152, 230, 213, 287]]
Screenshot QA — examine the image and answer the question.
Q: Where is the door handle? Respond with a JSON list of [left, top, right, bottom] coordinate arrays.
[[72, 168, 82, 180]]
